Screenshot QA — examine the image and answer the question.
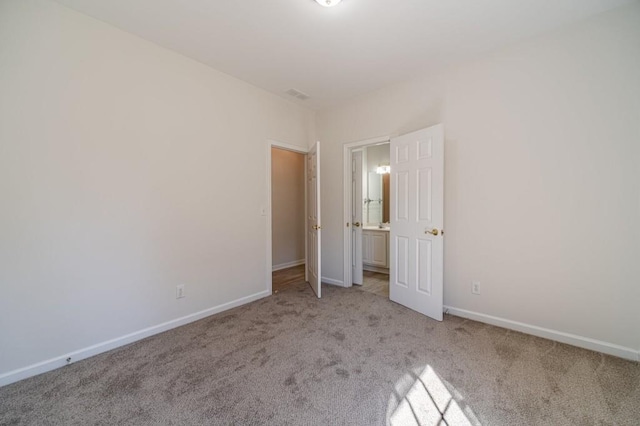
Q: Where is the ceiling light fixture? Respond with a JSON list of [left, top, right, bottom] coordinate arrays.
[[376, 165, 390, 175], [315, 0, 343, 7]]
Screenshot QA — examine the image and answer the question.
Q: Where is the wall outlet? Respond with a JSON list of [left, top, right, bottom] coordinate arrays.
[[472, 281, 481, 295], [176, 284, 185, 299]]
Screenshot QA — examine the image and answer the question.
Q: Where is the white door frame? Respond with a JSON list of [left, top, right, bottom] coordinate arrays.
[[266, 139, 309, 294], [342, 135, 391, 288]]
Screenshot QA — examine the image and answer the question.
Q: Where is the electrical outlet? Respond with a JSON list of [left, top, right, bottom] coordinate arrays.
[[472, 281, 481, 295], [176, 284, 185, 299]]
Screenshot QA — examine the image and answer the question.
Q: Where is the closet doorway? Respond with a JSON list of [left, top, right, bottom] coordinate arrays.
[[266, 140, 322, 298]]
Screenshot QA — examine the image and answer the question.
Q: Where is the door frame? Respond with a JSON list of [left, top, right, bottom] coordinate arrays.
[[266, 139, 309, 294], [342, 135, 391, 288]]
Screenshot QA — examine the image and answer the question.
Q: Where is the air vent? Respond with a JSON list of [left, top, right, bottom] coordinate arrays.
[[285, 88, 310, 101]]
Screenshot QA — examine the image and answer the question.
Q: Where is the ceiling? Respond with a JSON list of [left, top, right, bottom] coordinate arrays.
[[54, 0, 634, 110]]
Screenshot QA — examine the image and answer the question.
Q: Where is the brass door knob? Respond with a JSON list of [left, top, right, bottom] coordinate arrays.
[[425, 228, 439, 236], [353, 222, 361, 227]]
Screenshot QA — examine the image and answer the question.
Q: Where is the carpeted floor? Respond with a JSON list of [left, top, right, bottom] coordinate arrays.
[[1, 282, 638, 425]]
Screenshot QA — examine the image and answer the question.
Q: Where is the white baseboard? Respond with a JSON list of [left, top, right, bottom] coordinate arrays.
[[272, 259, 305, 272], [321, 276, 345, 287], [0, 290, 271, 388], [444, 305, 639, 362], [363, 265, 390, 274]]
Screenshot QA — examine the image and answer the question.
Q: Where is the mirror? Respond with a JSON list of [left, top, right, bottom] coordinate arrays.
[[366, 172, 382, 223], [364, 143, 390, 225]]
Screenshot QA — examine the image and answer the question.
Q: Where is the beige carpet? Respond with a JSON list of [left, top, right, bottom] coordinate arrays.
[[1, 281, 638, 425]]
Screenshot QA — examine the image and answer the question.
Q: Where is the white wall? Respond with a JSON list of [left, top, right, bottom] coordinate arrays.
[[317, 4, 640, 353], [271, 148, 306, 269], [0, 0, 314, 380]]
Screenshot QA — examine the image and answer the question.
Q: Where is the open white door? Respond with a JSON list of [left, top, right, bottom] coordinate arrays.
[[390, 124, 444, 321], [307, 141, 321, 298], [351, 150, 364, 285]]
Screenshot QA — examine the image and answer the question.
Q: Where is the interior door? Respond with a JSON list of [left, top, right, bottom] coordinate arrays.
[[390, 124, 444, 321], [352, 150, 363, 285], [307, 141, 321, 298]]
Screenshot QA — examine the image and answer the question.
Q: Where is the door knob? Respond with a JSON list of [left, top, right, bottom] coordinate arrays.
[[353, 222, 361, 227], [425, 228, 439, 236], [313, 225, 322, 230]]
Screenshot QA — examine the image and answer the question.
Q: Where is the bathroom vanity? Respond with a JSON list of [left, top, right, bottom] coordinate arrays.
[[362, 226, 389, 273]]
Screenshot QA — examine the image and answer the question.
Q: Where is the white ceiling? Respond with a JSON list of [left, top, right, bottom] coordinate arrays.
[[54, 0, 634, 110]]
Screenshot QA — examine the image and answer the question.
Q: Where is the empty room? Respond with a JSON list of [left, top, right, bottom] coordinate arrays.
[[1, 0, 639, 424]]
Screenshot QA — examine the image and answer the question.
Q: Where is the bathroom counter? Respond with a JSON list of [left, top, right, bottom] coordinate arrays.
[[363, 226, 390, 231]]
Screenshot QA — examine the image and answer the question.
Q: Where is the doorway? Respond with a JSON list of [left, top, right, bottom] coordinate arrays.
[[271, 146, 306, 293], [266, 140, 322, 298], [343, 125, 445, 321], [353, 142, 392, 298], [343, 136, 390, 297]]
